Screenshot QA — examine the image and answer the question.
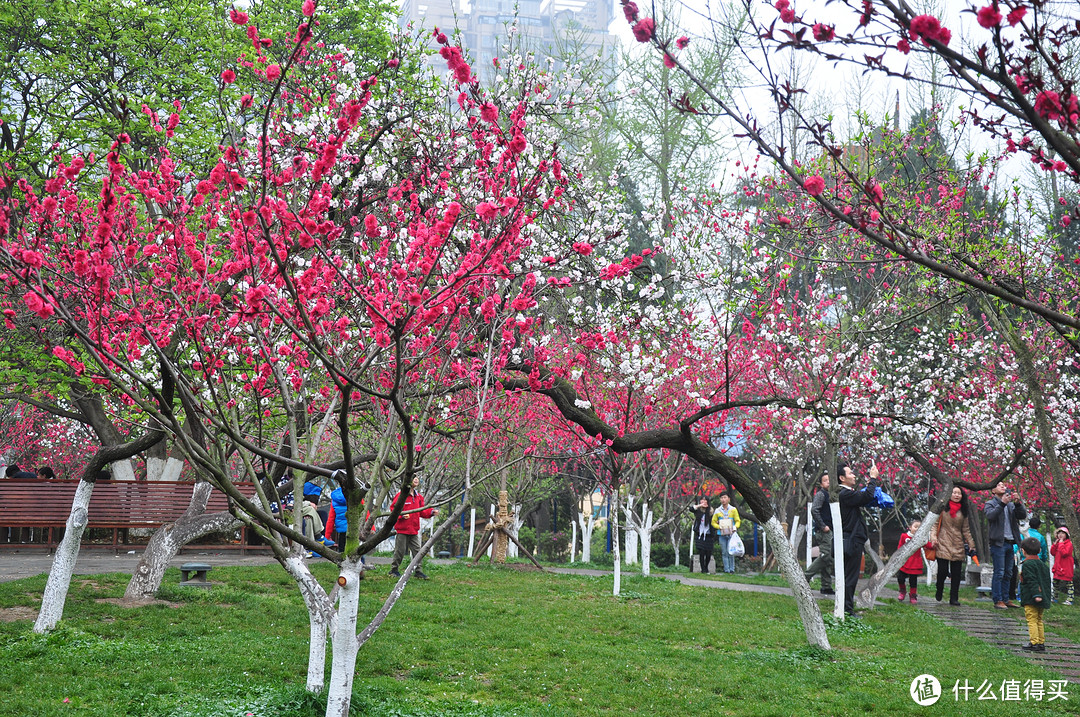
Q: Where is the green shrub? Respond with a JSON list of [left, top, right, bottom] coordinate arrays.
[[537, 530, 570, 562], [517, 525, 537, 555], [651, 543, 690, 568]]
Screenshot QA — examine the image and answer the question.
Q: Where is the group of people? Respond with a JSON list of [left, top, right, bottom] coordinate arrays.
[[801, 465, 1077, 642], [279, 473, 438, 579], [4, 464, 55, 480], [689, 492, 742, 574]]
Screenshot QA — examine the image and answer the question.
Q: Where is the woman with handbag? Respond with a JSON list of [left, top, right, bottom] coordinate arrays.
[[711, 492, 742, 574], [930, 487, 974, 606]]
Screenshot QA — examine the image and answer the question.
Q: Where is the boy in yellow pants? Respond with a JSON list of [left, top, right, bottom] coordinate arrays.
[[1019, 537, 1052, 652]]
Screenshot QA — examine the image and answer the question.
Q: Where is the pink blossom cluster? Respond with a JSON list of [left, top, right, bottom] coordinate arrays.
[[909, 14, 951, 46]]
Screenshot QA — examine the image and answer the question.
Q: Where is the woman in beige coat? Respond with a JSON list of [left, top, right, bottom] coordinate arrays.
[[930, 487, 974, 605]]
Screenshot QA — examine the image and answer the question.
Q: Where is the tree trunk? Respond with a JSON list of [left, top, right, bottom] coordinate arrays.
[[763, 516, 830, 649], [125, 482, 241, 599], [640, 507, 653, 577], [622, 496, 637, 565], [281, 551, 333, 693], [858, 512, 939, 608], [34, 479, 94, 633], [612, 492, 621, 596], [325, 557, 363, 717], [864, 540, 885, 573], [146, 455, 184, 482], [992, 304, 1080, 579], [110, 458, 137, 482], [578, 512, 594, 563]]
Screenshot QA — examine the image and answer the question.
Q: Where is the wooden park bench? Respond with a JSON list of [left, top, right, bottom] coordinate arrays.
[[0, 479, 269, 554]]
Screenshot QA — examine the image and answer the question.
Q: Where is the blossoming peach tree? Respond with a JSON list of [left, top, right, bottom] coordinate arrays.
[[0, 4, 634, 714]]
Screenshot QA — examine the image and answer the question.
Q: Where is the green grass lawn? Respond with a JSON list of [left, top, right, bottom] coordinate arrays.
[[1, 562, 1078, 716]]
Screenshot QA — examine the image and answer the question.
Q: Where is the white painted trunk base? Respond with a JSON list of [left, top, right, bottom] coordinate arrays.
[[763, 516, 830, 649], [282, 552, 332, 693], [325, 558, 363, 717], [858, 511, 940, 609], [35, 479, 95, 633]]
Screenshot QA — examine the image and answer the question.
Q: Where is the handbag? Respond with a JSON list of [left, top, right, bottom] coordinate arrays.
[[728, 532, 745, 557], [923, 545, 937, 562], [717, 517, 735, 536]]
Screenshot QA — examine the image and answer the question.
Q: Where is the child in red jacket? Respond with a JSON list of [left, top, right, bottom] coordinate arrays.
[[897, 520, 929, 604], [1050, 526, 1074, 606]]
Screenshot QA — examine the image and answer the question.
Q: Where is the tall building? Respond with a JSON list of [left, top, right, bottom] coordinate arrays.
[[399, 0, 617, 85]]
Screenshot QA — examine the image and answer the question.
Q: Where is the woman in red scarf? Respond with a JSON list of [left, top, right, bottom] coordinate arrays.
[[930, 487, 975, 605]]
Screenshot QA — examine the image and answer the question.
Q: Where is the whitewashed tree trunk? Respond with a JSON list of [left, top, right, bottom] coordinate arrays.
[[468, 508, 476, 557], [110, 459, 137, 482], [578, 511, 595, 564], [806, 503, 813, 569], [507, 504, 521, 558], [325, 557, 363, 717], [125, 483, 240, 600], [570, 519, 577, 563], [640, 507, 653, 577], [35, 479, 95, 633], [830, 504, 846, 619], [146, 455, 184, 482], [282, 551, 334, 692], [670, 530, 680, 568], [612, 494, 621, 597], [761, 525, 767, 567], [622, 497, 638, 566], [763, 516, 830, 649], [858, 511, 939, 609]]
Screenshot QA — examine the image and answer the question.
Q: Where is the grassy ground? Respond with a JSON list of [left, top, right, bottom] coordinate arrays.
[[1, 562, 1078, 716]]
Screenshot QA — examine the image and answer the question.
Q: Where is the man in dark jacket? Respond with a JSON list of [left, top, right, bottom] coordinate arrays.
[[803, 473, 835, 595], [984, 482, 1027, 609], [838, 462, 879, 615]]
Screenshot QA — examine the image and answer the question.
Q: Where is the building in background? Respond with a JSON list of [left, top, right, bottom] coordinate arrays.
[[399, 0, 618, 85]]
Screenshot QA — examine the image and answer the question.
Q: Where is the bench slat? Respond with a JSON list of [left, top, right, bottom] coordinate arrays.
[[0, 480, 256, 528]]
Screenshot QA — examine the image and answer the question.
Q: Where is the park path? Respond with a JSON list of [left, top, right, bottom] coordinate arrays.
[[552, 567, 1080, 685], [918, 600, 1080, 685]]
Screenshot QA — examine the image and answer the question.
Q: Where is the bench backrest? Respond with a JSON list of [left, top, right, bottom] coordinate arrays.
[[0, 479, 255, 527]]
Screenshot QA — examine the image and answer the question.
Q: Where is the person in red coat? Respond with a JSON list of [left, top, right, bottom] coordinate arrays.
[[389, 476, 437, 579], [1050, 527, 1074, 606], [897, 519, 929, 604]]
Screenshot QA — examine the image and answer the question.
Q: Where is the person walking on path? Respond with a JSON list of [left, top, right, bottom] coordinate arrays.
[[1019, 536, 1052, 652], [838, 461, 880, 616], [803, 473, 835, 595], [711, 492, 741, 574], [689, 497, 716, 574], [1050, 526, 1074, 606], [930, 486, 974, 606], [896, 519, 928, 604], [985, 482, 1027, 609], [389, 476, 437, 579]]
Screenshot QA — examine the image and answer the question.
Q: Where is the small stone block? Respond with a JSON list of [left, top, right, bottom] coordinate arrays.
[[437, 551, 451, 559], [180, 562, 213, 584]]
